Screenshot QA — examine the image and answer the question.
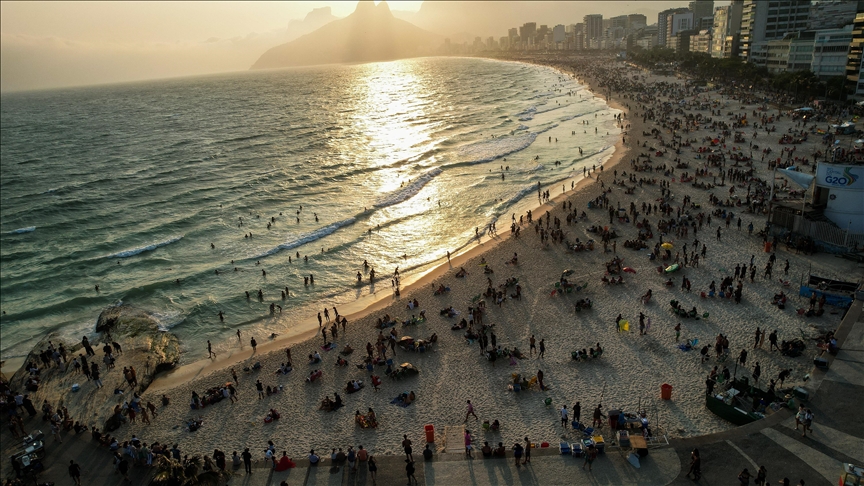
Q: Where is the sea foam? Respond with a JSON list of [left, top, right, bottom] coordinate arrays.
[[254, 218, 357, 259], [5, 226, 36, 234], [374, 167, 442, 208], [106, 235, 184, 259]]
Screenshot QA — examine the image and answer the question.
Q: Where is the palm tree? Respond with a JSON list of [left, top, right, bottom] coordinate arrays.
[[149, 455, 229, 486]]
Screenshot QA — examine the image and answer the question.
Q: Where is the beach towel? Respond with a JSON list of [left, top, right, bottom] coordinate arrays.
[[321, 342, 337, 351]]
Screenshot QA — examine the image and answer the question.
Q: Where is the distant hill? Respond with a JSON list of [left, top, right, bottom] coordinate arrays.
[[251, 1, 441, 70], [286, 7, 339, 39]]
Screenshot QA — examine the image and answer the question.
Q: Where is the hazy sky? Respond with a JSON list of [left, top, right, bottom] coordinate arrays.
[[1, 1, 692, 93]]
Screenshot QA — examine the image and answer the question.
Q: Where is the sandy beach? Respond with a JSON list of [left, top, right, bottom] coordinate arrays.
[[3, 54, 858, 473]]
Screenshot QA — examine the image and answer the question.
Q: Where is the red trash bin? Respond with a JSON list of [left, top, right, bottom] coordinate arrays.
[[764, 241, 772, 253], [661, 383, 673, 400], [424, 424, 434, 443]]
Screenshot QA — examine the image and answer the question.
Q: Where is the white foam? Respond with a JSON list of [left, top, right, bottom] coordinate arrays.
[[6, 226, 35, 234], [457, 133, 537, 164], [374, 167, 442, 208], [106, 235, 183, 259], [253, 218, 356, 259]]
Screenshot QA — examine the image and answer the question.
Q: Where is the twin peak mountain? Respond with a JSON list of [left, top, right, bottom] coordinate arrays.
[[251, 1, 442, 70]]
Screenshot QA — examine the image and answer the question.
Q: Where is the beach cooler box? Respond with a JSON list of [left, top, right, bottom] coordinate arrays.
[[592, 435, 605, 454], [618, 430, 630, 448], [571, 442, 584, 458], [559, 442, 571, 455]]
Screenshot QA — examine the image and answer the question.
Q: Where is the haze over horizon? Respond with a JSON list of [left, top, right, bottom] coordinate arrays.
[[1, 1, 693, 93]]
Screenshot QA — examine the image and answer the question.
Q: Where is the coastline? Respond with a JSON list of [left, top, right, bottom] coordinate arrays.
[[147, 57, 628, 391], [4, 52, 861, 486]]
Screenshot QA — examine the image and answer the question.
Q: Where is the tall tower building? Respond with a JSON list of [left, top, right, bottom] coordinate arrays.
[[658, 8, 691, 47], [711, 0, 744, 58], [739, 0, 811, 61], [584, 14, 604, 41], [689, 0, 715, 22]]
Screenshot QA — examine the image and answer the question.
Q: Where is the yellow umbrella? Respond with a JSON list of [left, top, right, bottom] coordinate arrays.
[[661, 242, 673, 249]]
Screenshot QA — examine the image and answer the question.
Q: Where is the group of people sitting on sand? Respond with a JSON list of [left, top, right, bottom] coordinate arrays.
[[354, 408, 378, 428], [572, 343, 603, 361], [319, 393, 343, 411]]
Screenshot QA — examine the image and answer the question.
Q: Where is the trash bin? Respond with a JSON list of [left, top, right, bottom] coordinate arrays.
[[764, 241, 772, 253], [661, 383, 673, 400], [424, 424, 434, 443]]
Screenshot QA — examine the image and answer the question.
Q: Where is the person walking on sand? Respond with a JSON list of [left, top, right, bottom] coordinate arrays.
[[242, 448, 252, 474], [685, 448, 701, 480], [250, 337, 257, 353], [560, 405, 569, 428], [529, 335, 536, 356], [208, 340, 216, 359], [538, 339, 546, 359], [523, 437, 531, 464], [675, 323, 681, 342], [464, 430, 473, 458], [464, 400, 478, 421]]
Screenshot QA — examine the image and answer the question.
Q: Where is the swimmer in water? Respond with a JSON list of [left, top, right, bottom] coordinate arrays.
[[95, 285, 100, 291], [211, 243, 215, 249], [218, 311, 224, 322]]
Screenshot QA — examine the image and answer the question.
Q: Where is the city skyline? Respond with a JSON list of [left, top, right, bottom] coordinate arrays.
[[1, 1, 698, 92]]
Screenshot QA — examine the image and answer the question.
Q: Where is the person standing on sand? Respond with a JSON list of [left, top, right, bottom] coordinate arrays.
[[208, 340, 215, 359], [236, 329, 241, 343], [251, 337, 257, 353], [368, 455, 378, 484], [538, 339, 546, 359], [318, 313, 322, 327], [754, 327, 762, 349], [523, 437, 531, 464], [529, 335, 536, 356], [464, 400, 478, 421], [560, 405, 569, 428]]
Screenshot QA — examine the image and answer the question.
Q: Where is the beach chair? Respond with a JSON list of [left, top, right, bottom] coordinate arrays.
[[582, 426, 595, 437], [571, 442, 584, 457], [559, 442, 571, 455]]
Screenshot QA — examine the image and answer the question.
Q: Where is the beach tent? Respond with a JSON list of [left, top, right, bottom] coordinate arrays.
[[660, 242, 673, 249], [793, 107, 814, 112]]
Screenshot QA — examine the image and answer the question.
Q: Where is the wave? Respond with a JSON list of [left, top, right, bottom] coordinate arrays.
[[5, 226, 35, 234], [374, 167, 442, 208], [456, 133, 537, 164], [495, 185, 538, 213], [105, 235, 184, 259], [252, 218, 357, 259]]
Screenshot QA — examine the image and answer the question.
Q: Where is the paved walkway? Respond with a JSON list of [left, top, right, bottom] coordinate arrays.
[[668, 298, 863, 486]]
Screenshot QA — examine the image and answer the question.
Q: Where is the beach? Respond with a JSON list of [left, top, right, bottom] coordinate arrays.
[[2, 54, 858, 475]]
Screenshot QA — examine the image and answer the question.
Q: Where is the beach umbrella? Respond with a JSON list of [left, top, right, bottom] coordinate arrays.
[[623, 267, 636, 274], [661, 242, 673, 249]]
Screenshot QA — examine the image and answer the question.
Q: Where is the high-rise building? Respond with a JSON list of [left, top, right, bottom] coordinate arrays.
[[520, 22, 537, 46], [508, 27, 518, 41], [553, 24, 566, 44], [846, 11, 864, 97], [739, 0, 811, 61], [808, 0, 858, 31], [690, 30, 712, 53], [584, 14, 604, 41], [628, 14, 647, 30], [811, 26, 854, 78], [667, 11, 695, 49], [711, 1, 744, 58], [689, 1, 715, 22], [499, 36, 510, 50], [658, 8, 690, 47], [611, 15, 629, 31]]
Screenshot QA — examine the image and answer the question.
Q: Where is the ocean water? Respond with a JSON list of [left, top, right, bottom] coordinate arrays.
[[0, 57, 619, 361]]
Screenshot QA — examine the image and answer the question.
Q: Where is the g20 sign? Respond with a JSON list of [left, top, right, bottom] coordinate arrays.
[[817, 165, 862, 189]]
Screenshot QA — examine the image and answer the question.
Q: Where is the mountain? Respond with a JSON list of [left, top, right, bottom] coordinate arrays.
[[286, 7, 339, 39], [251, 1, 441, 70]]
